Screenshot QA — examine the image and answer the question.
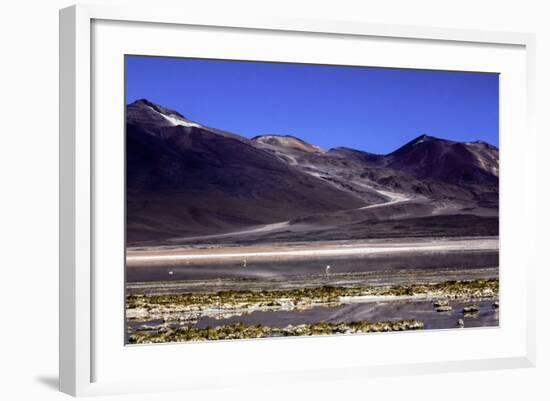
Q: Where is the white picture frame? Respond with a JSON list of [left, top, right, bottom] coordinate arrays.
[[59, 4, 536, 397]]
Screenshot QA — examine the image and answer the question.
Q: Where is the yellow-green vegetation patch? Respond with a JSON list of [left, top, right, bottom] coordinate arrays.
[[128, 319, 425, 343], [127, 278, 499, 313]]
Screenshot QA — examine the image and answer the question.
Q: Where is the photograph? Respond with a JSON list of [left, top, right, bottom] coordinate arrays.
[[124, 56, 499, 344], [2, 0, 544, 399]]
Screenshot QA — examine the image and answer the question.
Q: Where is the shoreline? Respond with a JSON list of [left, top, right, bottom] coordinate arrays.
[[126, 236, 498, 266]]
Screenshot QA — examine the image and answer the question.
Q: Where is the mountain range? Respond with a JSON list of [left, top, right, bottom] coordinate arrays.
[[126, 99, 499, 245]]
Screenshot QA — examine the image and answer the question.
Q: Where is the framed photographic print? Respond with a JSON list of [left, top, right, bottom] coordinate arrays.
[[59, 4, 536, 396]]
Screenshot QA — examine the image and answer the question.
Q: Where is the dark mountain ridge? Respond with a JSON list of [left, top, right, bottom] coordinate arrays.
[[126, 99, 499, 245], [386, 134, 499, 187], [126, 100, 366, 242]]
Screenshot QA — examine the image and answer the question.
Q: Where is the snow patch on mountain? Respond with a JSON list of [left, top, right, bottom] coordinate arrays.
[[160, 113, 203, 128], [146, 105, 203, 128]]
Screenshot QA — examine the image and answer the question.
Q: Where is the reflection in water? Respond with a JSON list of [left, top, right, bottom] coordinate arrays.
[[195, 299, 498, 331], [126, 250, 499, 339]]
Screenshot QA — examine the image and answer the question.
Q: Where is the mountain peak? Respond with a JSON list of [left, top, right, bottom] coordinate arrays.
[[390, 134, 449, 155], [127, 98, 204, 129], [129, 98, 188, 120], [386, 132, 499, 185], [132, 98, 158, 107], [252, 134, 324, 153], [410, 134, 438, 145]]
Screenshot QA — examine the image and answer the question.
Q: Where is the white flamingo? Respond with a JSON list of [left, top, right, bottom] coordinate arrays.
[[325, 265, 331, 275]]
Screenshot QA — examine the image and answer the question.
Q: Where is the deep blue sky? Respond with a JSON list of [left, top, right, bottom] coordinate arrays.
[[126, 55, 499, 154]]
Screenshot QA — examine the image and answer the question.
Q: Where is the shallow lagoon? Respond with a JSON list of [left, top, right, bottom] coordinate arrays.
[[126, 248, 499, 341], [196, 298, 498, 331], [127, 249, 498, 292]]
